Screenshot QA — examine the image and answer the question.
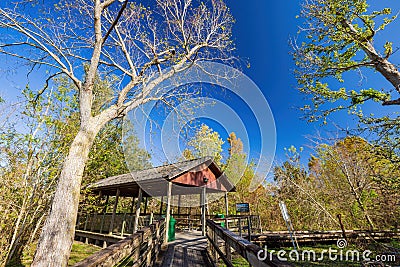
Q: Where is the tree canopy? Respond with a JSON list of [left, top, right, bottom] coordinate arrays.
[[293, 0, 400, 149], [274, 137, 400, 230], [183, 124, 224, 164]]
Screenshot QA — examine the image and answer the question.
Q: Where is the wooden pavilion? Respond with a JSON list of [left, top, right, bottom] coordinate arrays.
[[83, 157, 235, 240]]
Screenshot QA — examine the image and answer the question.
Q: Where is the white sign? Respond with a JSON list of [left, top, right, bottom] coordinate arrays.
[[279, 201, 290, 222]]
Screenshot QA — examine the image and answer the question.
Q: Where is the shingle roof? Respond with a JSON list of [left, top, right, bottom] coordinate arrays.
[[88, 157, 235, 197]]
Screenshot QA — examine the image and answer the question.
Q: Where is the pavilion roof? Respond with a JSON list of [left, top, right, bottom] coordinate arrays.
[[88, 157, 236, 197]]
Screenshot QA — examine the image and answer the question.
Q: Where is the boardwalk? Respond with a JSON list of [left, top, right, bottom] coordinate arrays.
[[160, 231, 213, 267]]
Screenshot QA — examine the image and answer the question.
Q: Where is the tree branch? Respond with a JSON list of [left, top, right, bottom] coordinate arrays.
[[102, 0, 128, 45], [0, 9, 82, 89], [340, 18, 400, 94], [32, 71, 63, 109], [382, 98, 400, 106]]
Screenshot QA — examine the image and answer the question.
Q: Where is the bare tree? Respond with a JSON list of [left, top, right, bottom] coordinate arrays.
[[0, 0, 235, 265]]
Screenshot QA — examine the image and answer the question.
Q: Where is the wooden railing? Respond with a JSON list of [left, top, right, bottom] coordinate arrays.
[[73, 219, 166, 267], [252, 229, 400, 247], [75, 230, 125, 248], [172, 214, 262, 235], [77, 212, 262, 238], [206, 219, 293, 267], [212, 215, 262, 238], [76, 213, 162, 236]]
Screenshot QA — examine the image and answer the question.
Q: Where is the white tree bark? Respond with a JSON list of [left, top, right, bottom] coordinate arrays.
[[32, 124, 100, 267]]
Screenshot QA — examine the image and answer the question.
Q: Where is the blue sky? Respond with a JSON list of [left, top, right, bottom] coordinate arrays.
[[132, 1, 312, 168], [226, 0, 305, 162], [1, 0, 399, 170], [223, 0, 400, 165]]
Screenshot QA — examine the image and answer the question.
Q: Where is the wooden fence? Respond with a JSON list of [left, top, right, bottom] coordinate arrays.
[[206, 219, 293, 267], [76, 213, 161, 236], [77, 212, 262, 238], [251, 229, 400, 247], [173, 214, 262, 234], [212, 215, 262, 238], [73, 219, 165, 267]]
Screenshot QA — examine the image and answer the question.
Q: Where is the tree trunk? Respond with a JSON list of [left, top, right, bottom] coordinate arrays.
[[355, 197, 375, 230], [31, 125, 99, 267], [6, 201, 26, 263], [340, 164, 375, 230]]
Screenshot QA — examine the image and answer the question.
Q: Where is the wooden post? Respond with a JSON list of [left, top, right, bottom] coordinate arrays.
[[128, 197, 135, 232], [258, 215, 263, 233], [104, 194, 110, 212], [149, 212, 154, 225], [99, 195, 109, 234], [83, 214, 89, 243], [247, 216, 252, 241], [83, 214, 89, 231], [208, 224, 214, 261], [109, 188, 120, 235], [144, 197, 148, 215], [133, 187, 143, 232], [121, 212, 127, 237], [159, 196, 164, 215], [76, 213, 80, 229], [89, 191, 102, 234], [213, 226, 218, 262], [238, 217, 242, 237], [130, 196, 135, 214], [99, 194, 108, 246], [164, 182, 172, 244], [225, 240, 232, 262], [146, 228, 153, 266], [199, 192, 203, 234], [224, 192, 229, 229], [188, 207, 192, 231], [177, 194, 182, 215], [201, 187, 206, 236], [90, 214, 97, 232]]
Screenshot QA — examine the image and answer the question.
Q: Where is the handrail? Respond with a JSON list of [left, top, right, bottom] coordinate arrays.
[[171, 214, 262, 235], [206, 219, 293, 267], [76, 213, 161, 235], [73, 219, 165, 267], [251, 229, 400, 247]]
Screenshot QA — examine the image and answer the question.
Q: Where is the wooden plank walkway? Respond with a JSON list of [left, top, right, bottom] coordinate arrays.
[[160, 230, 213, 267]]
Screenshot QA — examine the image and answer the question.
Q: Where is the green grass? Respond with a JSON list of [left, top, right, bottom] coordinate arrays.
[[6, 241, 101, 267], [389, 239, 400, 249], [218, 254, 250, 267], [231, 255, 250, 267], [67, 242, 101, 266]]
